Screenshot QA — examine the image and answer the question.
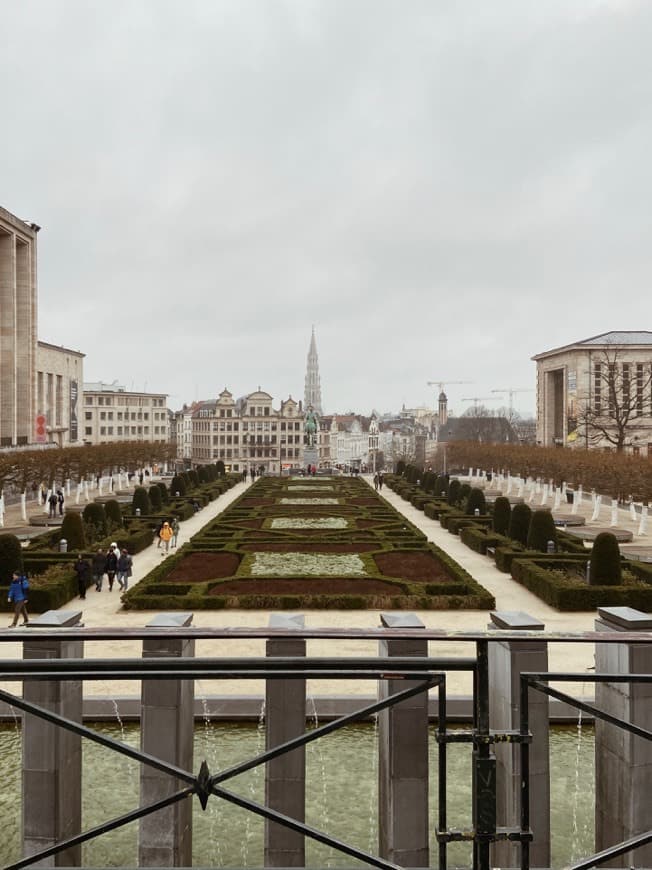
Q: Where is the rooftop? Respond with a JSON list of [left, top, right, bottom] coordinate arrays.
[[532, 331, 652, 360]]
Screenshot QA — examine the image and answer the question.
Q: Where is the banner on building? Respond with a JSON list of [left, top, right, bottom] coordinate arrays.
[[35, 414, 47, 444], [70, 380, 78, 441]]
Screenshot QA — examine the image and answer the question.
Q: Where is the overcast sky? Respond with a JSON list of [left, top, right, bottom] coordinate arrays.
[[3, 0, 651, 418]]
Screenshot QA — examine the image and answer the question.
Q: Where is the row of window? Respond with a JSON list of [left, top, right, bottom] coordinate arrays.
[[84, 411, 167, 422], [191, 434, 303, 445], [193, 420, 303, 432], [208, 447, 302, 459], [85, 396, 166, 407], [84, 426, 166, 437], [593, 363, 652, 415]]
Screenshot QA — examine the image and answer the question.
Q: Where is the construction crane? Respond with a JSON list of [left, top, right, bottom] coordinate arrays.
[[427, 380, 472, 395], [491, 387, 534, 415], [461, 396, 500, 410]]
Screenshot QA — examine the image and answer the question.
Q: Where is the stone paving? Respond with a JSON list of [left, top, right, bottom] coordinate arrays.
[[1, 472, 649, 704]]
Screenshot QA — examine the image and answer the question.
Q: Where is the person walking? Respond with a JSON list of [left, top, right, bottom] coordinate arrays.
[[7, 572, 29, 627], [92, 548, 106, 591], [56, 488, 65, 516], [105, 546, 118, 591], [74, 554, 90, 599], [373, 473, 379, 491], [170, 517, 180, 549], [116, 549, 133, 591], [159, 521, 173, 554], [378, 472, 384, 491], [47, 490, 58, 518], [155, 520, 163, 548]]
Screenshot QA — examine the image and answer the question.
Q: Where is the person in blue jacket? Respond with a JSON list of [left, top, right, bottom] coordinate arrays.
[[7, 571, 29, 627]]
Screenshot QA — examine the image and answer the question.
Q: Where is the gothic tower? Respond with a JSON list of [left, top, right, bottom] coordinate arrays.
[[304, 326, 323, 415]]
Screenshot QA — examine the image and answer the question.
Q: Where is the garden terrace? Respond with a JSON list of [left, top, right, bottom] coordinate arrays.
[[123, 476, 495, 611], [386, 470, 652, 612]]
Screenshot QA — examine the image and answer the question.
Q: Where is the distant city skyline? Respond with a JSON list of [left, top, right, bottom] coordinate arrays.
[[3, 1, 650, 418]]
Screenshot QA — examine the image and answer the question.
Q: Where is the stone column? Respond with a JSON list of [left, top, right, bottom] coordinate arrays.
[[378, 612, 429, 867], [22, 610, 84, 867], [264, 613, 306, 867], [0, 229, 16, 444], [139, 613, 194, 867], [488, 610, 550, 869], [595, 606, 652, 867]]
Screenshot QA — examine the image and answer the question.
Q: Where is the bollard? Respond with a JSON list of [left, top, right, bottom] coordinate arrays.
[[594, 607, 652, 867], [474, 508, 480, 516], [140, 613, 194, 867], [59, 538, 68, 553], [378, 613, 429, 867], [22, 610, 84, 866], [546, 539, 555, 554], [265, 613, 306, 867], [488, 611, 550, 869], [135, 508, 141, 517]]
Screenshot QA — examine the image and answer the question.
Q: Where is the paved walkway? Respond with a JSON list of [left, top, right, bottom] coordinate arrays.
[[0, 474, 610, 702]]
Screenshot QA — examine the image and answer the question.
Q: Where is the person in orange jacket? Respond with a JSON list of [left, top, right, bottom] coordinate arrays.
[[159, 520, 173, 554]]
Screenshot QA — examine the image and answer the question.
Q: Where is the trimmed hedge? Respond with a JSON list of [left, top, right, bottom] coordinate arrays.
[[589, 532, 622, 586], [527, 510, 558, 552], [0, 533, 23, 584], [511, 557, 652, 611]]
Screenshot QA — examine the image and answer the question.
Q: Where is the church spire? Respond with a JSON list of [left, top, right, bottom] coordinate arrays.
[[304, 326, 323, 415]]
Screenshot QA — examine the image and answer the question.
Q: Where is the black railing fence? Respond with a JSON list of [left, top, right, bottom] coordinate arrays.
[[0, 623, 650, 870]]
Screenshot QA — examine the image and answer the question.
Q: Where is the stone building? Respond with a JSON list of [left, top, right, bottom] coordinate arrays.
[[0, 206, 39, 446], [191, 388, 303, 473], [304, 327, 323, 415], [82, 381, 169, 445], [171, 403, 200, 468], [35, 341, 85, 446], [532, 331, 652, 454]]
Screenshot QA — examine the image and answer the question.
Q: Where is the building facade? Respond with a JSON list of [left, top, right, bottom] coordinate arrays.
[[191, 388, 304, 473], [532, 332, 652, 454], [82, 381, 169, 445], [0, 207, 39, 447], [171, 403, 199, 467], [36, 341, 85, 446]]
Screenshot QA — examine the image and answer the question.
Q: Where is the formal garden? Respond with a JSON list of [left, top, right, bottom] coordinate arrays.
[[388, 463, 652, 611], [0, 464, 240, 612], [120, 475, 495, 611]]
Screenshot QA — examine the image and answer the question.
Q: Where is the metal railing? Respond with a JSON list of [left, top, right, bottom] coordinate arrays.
[[1, 625, 650, 870]]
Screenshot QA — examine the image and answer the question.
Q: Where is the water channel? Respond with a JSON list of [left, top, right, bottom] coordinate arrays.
[[0, 721, 593, 868]]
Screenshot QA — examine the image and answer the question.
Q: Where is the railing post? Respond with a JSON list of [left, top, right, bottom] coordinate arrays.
[[265, 613, 306, 868], [139, 612, 194, 867], [22, 610, 84, 867], [378, 612, 429, 867], [594, 606, 652, 867], [488, 611, 550, 869]]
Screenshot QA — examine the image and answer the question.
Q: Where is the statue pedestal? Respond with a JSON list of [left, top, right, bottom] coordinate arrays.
[[304, 447, 319, 469]]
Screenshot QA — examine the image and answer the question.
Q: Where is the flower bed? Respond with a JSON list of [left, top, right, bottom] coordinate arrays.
[[249, 552, 366, 576], [269, 517, 348, 529]]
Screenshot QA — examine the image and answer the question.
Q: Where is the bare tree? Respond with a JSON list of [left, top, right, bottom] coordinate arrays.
[[390, 434, 416, 468], [577, 346, 652, 452]]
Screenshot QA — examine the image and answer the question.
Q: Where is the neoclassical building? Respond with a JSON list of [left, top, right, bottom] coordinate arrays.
[[0, 206, 39, 447], [532, 331, 652, 454], [36, 341, 85, 446], [191, 389, 303, 473]]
